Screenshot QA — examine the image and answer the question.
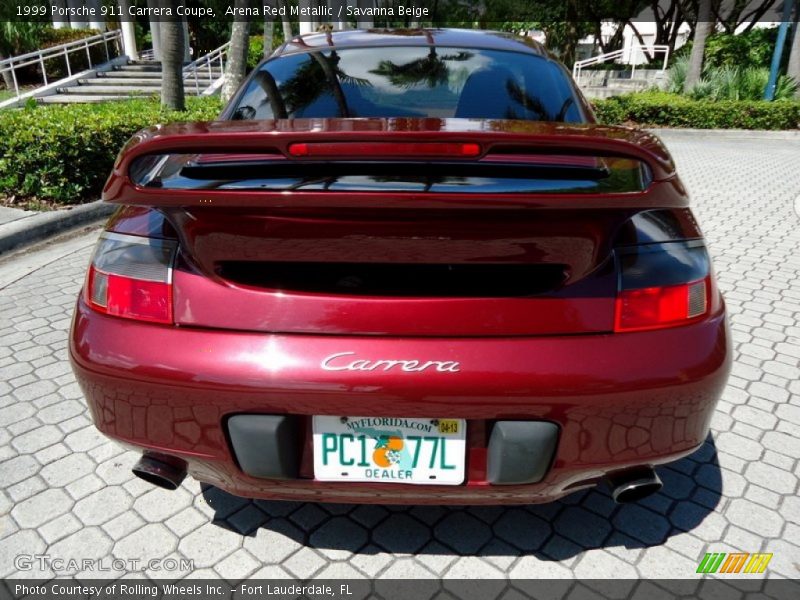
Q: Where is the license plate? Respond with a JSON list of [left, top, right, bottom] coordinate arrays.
[[312, 416, 466, 485]]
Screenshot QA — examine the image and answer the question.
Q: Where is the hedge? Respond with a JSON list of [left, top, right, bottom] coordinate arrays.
[[593, 91, 800, 130], [0, 97, 222, 205]]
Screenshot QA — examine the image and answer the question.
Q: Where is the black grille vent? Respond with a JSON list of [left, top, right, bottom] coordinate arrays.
[[218, 262, 566, 297]]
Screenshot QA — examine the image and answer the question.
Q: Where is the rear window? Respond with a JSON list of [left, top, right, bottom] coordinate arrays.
[[230, 46, 584, 122]]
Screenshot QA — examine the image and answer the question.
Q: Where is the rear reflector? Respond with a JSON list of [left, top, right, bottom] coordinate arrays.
[[614, 277, 709, 332], [287, 142, 481, 158], [85, 233, 177, 324]]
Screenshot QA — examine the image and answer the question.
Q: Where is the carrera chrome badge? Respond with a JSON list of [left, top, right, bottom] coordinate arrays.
[[321, 352, 460, 373]]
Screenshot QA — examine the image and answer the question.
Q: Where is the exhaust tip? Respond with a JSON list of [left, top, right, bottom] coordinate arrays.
[[132, 453, 187, 491], [607, 467, 663, 504]]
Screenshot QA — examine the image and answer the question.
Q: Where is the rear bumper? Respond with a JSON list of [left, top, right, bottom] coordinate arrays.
[[70, 298, 731, 504]]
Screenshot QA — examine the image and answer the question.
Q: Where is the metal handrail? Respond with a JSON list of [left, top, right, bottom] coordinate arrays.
[[183, 42, 230, 95], [573, 44, 671, 85], [0, 30, 122, 101]]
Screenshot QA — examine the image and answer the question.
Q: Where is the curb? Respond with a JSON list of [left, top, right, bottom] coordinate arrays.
[[0, 200, 114, 256], [647, 128, 800, 140]]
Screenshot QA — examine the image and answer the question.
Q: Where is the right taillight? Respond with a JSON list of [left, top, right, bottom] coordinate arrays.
[[85, 232, 177, 324], [614, 242, 713, 333]]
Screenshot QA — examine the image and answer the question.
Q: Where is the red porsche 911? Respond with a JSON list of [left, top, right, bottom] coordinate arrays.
[[69, 29, 731, 505]]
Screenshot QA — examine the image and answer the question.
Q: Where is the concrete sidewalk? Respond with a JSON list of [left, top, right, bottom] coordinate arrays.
[[0, 206, 36, 227]]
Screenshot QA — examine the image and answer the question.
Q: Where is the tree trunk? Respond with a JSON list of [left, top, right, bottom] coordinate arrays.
[[263, 0, 275, 57], [356, 0, 374, 29], [331, 0, 346, 30], [182, 17, 191, 62], [280, 0, 293, 40], [67, 0, 88, 28], [222, 0, 251, 102], [264, 16, 274, 58], [684, 0, 714, 93], [0, 51, 14, 89], [160, 13, 185, 111], [788, 5, 800, 98], [50, 0, 68, 29], [626, 21, 655, 62], [561, 1, 580, 70], [299, 0, 314, 34], [87, 0, 106, 31]]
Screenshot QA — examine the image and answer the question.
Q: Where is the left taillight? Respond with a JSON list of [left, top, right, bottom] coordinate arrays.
[[85, 232, 177, 324]]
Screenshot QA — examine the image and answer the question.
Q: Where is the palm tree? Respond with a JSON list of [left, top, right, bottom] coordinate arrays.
[[684, 0, 714, 93], [274, 51, 368, 117], [222, 0, 251, 102], [160, 11, 186, 110], [370, 49, 472, 89]]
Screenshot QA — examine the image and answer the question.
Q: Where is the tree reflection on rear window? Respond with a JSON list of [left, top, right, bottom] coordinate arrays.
[[231, 46, 584, 123]]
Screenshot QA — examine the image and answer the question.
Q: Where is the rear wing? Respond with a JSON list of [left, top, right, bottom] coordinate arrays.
[[103, 118, 681, 210]]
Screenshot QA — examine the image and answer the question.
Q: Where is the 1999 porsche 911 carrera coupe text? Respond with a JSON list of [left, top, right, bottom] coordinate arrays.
[[69, 29, 731, 505]]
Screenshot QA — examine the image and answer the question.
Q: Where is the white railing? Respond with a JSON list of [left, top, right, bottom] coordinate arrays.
[[139, 48, 156, 62], [0, 30, 122, 101], [183, 42, 229, 95], [573, 44, 670, 85]]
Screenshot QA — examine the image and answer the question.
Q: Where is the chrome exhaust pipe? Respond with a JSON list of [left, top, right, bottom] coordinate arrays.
[[132, 453, 187, 491], [606, 466, 663, 503]]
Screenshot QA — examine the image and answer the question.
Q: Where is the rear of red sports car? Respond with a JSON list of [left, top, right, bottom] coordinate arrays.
[[69, 29, 731, 505]]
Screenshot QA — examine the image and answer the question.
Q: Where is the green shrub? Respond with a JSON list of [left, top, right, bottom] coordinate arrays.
[[666, 56, 689, 94], [247, 35, 264, 71], [0, 22, 49, 55], [675, 28, 784, 71], [0, 96, 223, 204], [666, 56, 797, 101], [40, 27, 101, 48], [247, 30, 286, 71], [593, 91, 800, 130], [591, 96, 628, 125], [690, 65, 797, 101]]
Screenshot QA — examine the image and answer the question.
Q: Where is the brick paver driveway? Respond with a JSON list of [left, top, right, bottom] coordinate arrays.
[[1, 132, 799, 580]]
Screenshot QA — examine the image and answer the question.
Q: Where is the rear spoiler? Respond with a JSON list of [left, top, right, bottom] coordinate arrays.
[[103, 118, 679, 209]]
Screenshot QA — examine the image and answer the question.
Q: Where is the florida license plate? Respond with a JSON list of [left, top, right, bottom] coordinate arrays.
[[312, 416, 466, 485]]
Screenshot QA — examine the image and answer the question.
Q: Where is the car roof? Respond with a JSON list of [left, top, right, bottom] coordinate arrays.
[[277, 28, 548, 58]]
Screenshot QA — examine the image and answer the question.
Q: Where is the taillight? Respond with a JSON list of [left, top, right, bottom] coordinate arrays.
[[615, 277, 709, 332], [85, 232, 177, 324], [614, 242, 712, 333]]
